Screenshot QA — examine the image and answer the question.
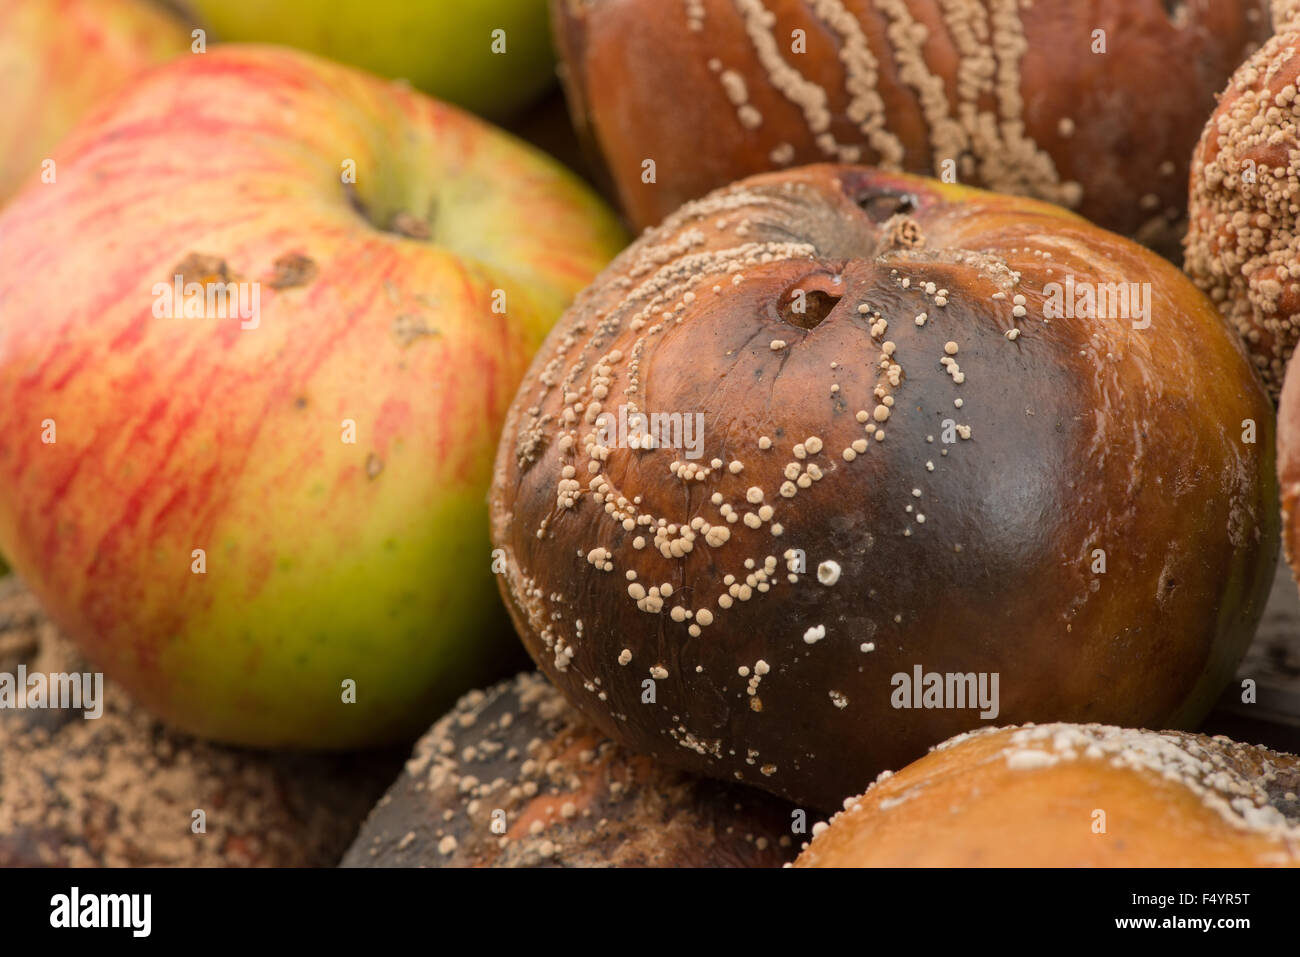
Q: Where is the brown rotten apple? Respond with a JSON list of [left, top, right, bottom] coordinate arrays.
[[794, 724, 1300, 867], [342, 672, 796, 867], [552, 0, 1271, 255], [1186, 1, 1300, 399], [489, 165, 1278, 811], [1275, 354, 1300, 585]]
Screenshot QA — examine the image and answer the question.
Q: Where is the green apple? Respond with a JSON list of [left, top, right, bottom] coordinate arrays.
[[188, 0, 556, 119], [0, 46, 625, 748], [0, 0, 190, 204]]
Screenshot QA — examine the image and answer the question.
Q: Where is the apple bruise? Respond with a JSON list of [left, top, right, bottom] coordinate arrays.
[[268, 252, 319, 290], [491, 163, 1277, 811]]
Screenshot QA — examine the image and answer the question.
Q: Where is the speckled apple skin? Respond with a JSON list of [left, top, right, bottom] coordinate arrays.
[[490, 164, 1277, 811], [552, 0, 1271, 255], [795, 724, 1300, 867], [342, 672, 797, 867]]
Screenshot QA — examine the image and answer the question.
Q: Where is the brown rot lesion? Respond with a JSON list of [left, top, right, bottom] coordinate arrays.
[[269, 252, 319, 290]]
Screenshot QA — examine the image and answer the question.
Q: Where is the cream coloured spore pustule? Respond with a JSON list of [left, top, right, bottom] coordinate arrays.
[[489, 164, 1278, 811]]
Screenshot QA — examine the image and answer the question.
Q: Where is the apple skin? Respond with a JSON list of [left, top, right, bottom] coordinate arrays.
[[189, 0, 556, 119], [0, 0, 190, 204], [0, 45, 626, 749], [490, 165, 1277, 809]]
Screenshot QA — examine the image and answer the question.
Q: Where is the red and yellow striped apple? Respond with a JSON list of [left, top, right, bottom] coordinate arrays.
[[0, 0, 190, 204], [0, 46, 626, 748]]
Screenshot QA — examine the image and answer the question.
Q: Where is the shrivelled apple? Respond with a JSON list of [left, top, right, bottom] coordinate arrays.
[[0, 46, 626, 748], [189, 0, 556, 119], [0, 0, 191, 204]]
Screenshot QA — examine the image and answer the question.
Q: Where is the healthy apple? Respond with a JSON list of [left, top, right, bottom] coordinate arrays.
[[0, 0, 190, 204], [0, 45, 626, 749], [188, 0, 556, 119]]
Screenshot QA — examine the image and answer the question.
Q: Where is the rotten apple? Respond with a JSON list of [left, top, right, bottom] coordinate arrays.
[[490, 165, 1277, 810]]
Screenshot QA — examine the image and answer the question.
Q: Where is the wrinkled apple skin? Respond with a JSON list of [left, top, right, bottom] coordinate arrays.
[[189, 0, 556, 119], [0, 0, 190, 204], [0, 46, 626, 748]]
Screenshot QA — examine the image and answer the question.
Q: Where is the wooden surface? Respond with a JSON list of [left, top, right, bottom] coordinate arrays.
[[1203, 559, 1300, 753], [0, 575, 403, 866]]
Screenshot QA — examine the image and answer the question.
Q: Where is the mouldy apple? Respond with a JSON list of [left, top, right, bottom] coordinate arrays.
[[549, 0, 1271, 254], [0, 0, 190, 204], [341, 672, 797, 867], [189, 0, 557, 119], [489, 165, 1277, 810], [1185, 6, 1300, 399], [0, 46, 626, 748]]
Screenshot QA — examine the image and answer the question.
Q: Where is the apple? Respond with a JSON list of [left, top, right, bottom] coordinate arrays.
[[549, 0, 1270, 253], [0, 45, 626, 749], [0, 0, 190, 204], [188, 0, 556, 119], [490, 164, 1277, 809]]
